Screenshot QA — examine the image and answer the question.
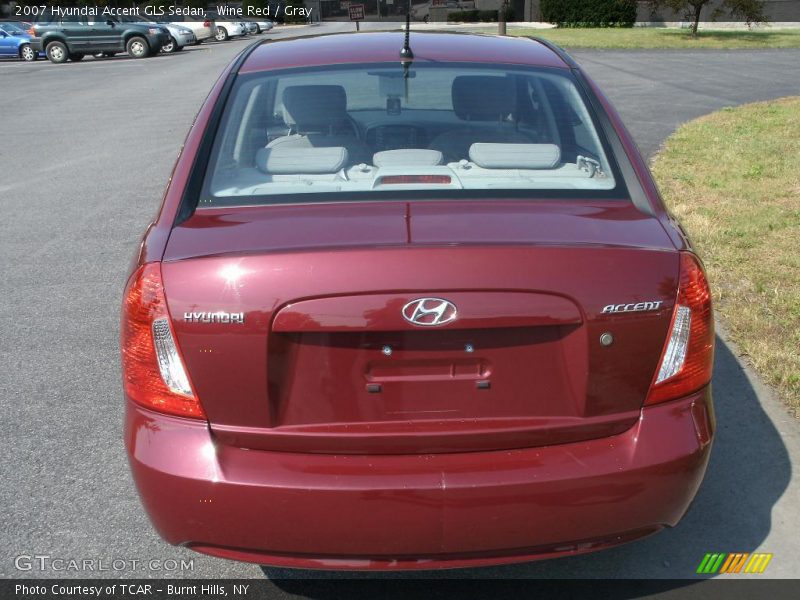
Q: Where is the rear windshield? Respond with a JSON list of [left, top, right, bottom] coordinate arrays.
[[201, 62, 622, 207], [0, 22, 25, 34]]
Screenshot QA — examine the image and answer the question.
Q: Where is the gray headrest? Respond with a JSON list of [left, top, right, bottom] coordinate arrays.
[[469, 143, 561, 169], [452, 76, 515, 121], [373, 149, 444, 167], [282, 85, 347, 131], [255, 146, 349, 174]]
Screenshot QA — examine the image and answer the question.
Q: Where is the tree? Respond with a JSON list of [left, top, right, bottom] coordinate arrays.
[[648, 0, 766, 36]]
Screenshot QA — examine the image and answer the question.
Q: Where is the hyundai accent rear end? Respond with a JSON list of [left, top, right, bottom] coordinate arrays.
[[122, 32, 714, 570]]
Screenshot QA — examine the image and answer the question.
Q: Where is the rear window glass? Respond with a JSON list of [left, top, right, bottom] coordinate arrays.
[[201, 63, 622, 206], [0, 22, 25, 34]]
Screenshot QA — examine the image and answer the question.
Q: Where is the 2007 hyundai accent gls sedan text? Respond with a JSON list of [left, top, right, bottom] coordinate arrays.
[[121, 32, 715, 570]]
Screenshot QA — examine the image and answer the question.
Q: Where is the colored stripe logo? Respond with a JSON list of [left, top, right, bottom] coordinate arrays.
[[697, 553, 773, 574]]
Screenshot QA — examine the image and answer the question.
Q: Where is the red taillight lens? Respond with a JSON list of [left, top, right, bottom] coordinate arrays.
[[121, 263, 206, 419], [27, 27, 36, 36], [646, 252, 714, 405], [203, 20, 211, 27]]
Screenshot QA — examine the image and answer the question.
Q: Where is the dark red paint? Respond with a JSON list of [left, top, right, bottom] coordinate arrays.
[[126, 388, 713, 569], [238, 32, 569, 74], [123, 32, 714, 570]]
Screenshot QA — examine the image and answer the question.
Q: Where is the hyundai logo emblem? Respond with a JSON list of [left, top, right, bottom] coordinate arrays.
[[402, 298, 457, 326]]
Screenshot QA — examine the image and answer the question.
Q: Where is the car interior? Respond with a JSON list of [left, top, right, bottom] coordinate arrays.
[[205, 65, 617, 201]]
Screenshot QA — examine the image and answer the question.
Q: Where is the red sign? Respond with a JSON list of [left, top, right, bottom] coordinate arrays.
[[349, 4, 365, 20]]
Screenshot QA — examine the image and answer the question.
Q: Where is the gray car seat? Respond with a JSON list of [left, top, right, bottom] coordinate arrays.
[[428, 76, 535, 163], [266, 85, 370, 165]]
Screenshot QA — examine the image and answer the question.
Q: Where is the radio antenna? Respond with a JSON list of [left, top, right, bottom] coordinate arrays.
[[400, 1, 413, 62]]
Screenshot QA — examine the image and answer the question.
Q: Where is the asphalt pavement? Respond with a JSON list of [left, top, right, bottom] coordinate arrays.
[[1, 23, 799, 588]]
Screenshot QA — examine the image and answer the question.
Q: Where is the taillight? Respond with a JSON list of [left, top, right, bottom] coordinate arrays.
[[121, 263, 205, 419], [203, 20, 211, 27], [27, 27, 36, 36], [646, 252, 714, 405]]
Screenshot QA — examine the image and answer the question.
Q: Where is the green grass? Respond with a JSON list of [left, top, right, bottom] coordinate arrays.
[[509, 27, 800, 49], [650, 98, 800, 415]]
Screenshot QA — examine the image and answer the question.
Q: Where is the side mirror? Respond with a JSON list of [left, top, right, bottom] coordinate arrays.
[[107, 20, 116, 27], [0, 31, 7, 38]]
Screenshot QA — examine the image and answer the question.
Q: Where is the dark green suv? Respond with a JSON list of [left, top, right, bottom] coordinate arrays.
[[29, 16, 169, 63]]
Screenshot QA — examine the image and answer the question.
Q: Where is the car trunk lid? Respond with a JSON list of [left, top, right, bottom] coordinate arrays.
[[162, 200, 678, 454]]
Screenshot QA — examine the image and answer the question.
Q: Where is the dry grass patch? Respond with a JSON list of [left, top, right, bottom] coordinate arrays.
[[651, 98, 800, 414], [509, 27, 800, 49]]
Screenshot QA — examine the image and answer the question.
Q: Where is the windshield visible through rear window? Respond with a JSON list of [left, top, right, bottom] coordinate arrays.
[[200, 63, 622, 206], [1, 22, 21, 33]]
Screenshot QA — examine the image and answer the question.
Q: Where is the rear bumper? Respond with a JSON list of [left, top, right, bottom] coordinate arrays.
[[125, 388, 714, 570]]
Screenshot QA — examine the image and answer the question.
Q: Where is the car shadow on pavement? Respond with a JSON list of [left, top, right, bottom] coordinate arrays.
[[89, 51, 194, 63], [262, 335, 791, 590]]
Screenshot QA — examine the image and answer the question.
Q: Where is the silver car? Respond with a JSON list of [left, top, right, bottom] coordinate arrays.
[[168, 19, 215, 44], [213, 20, 246, 41], [160, 24, 196, 53], [254, 20, 273, 33], [244, 22, 259, 35]]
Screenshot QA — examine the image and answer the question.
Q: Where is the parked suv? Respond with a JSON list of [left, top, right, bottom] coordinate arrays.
[[29, 15, 168, 63], [112, 14, 195, 54]]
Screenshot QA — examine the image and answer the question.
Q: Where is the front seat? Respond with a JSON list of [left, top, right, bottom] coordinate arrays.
[[266, 85, 370, 166], [428, 76, 535, 163]]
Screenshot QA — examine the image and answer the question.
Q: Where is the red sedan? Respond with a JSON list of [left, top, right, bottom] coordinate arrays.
[[121, 32, 714, 570]]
